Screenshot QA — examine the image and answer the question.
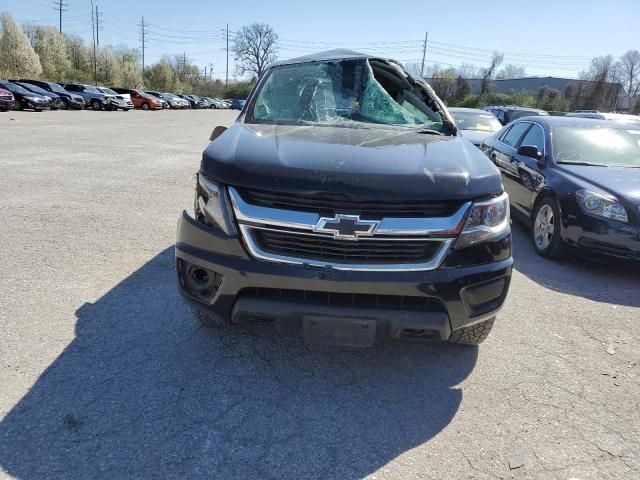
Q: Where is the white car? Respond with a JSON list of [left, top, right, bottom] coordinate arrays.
[[160, 93, 190, 109], [96, 87, 134, 111]]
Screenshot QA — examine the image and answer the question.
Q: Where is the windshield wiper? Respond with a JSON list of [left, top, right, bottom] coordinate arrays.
[[557, 161, 607, 167], [412, 128, 444, 136]]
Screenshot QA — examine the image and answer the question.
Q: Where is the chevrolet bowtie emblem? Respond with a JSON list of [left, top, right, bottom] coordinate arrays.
[[314, 214, 379, 240]]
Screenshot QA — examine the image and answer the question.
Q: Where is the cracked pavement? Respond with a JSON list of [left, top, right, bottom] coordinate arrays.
[[1, 110, 639, 479]]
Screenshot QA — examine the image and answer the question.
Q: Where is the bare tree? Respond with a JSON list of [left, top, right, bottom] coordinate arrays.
[[232, 23, 278, 78], [457, 63, 480, 79], [496, 64, 526, 80], [480, 52, 503, 94], [403, 61, 423, 79], [582, 55, 623, 110], [620, 49, 640, 96]]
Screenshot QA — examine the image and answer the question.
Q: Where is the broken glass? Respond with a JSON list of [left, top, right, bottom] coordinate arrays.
[[249, 58, 447, 133]]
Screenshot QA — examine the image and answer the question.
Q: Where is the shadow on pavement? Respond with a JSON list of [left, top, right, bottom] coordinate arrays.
[[512, 221, 640, 307], [0, 247, 477, 479]]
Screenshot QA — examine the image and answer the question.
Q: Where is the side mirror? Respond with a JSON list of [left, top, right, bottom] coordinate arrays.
[[517, 145, 543, 161], [209, 125, 227, 142]]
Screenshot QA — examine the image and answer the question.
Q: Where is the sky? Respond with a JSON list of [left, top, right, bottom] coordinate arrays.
[[4, 0, 640, 81]]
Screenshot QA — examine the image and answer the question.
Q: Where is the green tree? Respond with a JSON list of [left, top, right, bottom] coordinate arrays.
[[94, 46, 121, 86], [114, 46, 142, 88], [32, 26, 71, 80], [0, 13, 42, 78], [64, 34, 92, 82], [147, 60, 175, 91]]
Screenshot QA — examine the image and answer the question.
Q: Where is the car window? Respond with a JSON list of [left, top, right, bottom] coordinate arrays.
[[519, 123, 545, 153], [552, 126, 640, 168], [511, 110, 540, 121], [497, 111, 505, 123], [65, 84, 80, 92], [501, 122, 530, 148], [451, 111, 501, 132]]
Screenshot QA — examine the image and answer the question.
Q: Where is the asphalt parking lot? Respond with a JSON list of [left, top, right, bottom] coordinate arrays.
[[1, 109, 639, 480]]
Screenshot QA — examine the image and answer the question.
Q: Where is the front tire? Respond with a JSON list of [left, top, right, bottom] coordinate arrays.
[[532, 197, 564, 259], [448, 318, 495, 345], [142, 102, 150, 110], [91, 99, 102, 111]]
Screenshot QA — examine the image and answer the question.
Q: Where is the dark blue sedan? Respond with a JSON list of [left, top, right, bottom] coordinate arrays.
[[230, 99, 246, 110], [480, 116, 640, 261]]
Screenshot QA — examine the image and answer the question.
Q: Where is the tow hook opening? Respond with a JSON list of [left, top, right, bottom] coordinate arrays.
[[400, 328, 440, 340]]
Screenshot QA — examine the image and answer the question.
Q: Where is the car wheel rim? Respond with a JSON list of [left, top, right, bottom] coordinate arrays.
[[534, 204, 554, 250]]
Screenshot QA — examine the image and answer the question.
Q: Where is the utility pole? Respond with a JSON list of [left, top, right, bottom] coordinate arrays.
[[90, 0, 97, 85], [204, 66, 207, 83], [225, 23, 229, 88], [53, 0, 68, 34], [420, 31, 429, 79], [95, 5, 102, 47], [139, 17, 149, 82]]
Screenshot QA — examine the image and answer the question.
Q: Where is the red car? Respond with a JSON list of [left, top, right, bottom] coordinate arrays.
[[0, 88, 15, 111]]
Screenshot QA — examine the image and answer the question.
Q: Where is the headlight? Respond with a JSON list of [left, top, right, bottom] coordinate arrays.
[[575, 189, 627, 223], [195, 173, 234, 234], [456, 192, 510, 249]]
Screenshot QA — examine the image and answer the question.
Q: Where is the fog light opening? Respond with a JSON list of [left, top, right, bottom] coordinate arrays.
[[177, 259, 223, 302], [191, 267, 210, 285]]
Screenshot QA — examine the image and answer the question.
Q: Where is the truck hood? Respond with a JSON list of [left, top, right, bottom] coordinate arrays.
[[201, 123, 503, 202]]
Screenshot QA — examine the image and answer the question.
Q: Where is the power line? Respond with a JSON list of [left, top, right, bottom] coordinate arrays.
[[52, 0, 68, 34]]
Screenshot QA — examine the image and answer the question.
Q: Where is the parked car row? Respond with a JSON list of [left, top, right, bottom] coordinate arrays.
[[0, 78, 239, 112]]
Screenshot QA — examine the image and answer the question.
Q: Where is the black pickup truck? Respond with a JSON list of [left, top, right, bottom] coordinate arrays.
[[176, 50, 512, 347]]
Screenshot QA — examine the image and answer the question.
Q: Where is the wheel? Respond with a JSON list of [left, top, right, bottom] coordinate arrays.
[[448, 318, 495, 345], [532, 197, 564, 258], [104, 104, 114, 111], [91, 99, 102, 111], [60, 99, 69, 110], [14, 100, 23, 111], [142, 102, 150, 110], [193, 308, 228, 328]]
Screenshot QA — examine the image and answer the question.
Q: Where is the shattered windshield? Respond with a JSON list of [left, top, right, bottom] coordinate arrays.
[[247, 59, 449, 133]]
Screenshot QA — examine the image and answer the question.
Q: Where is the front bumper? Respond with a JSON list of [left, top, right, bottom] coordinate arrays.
[[562, 211, 640, 261], [110, 99, 133, 109], [28, 100, 50, 110], [175, 212, 513, 342], [66, 98, 85, 109]]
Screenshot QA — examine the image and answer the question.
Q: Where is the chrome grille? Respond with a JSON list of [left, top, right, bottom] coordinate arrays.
[[229, 187, 469, 272]]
